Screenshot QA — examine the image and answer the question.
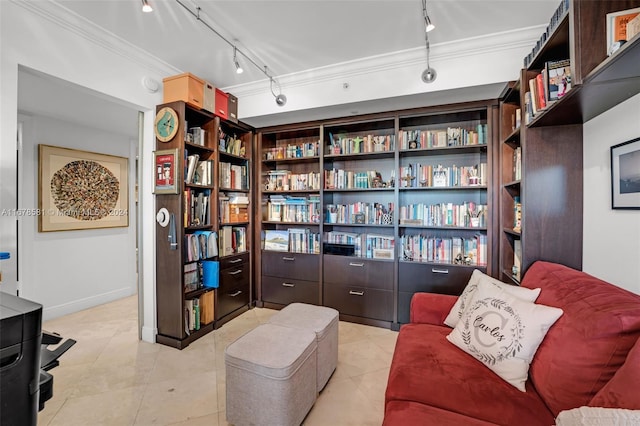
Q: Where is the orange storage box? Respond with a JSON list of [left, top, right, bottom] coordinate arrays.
[[163, 72, 205, 110]]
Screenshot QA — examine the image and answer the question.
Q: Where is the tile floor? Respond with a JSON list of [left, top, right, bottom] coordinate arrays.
[[38, 296, 399, 425]]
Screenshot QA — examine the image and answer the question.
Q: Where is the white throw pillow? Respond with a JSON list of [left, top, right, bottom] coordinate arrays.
[[444, 269, 541, 328], [446, 279, 563, 392], [555, 406, 640, 426]]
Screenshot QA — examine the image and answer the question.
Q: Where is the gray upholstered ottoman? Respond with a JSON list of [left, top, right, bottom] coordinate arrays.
[[268, 303, 339, 392], [225, 323, 317, 426]]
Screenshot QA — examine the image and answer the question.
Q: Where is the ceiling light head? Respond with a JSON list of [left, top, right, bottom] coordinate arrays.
[[425, 15, 435, 32], [270, 77, 287, 107], [421, 67, 437, 83], [233, 47, 243, 74], [141, 0, 153, 13], [275, 94, 287, 106]]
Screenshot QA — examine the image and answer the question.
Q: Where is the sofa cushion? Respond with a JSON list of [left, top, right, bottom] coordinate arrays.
[[384, 400, 500, 426], [524, 261, 640, 416], [447, 279, 563, 391], [385, 323, 555, 425], [444, 269, 541, 328], [589, 337, 640, 409]]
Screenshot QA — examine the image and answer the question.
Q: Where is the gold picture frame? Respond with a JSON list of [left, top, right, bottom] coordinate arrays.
[[38, 144, 129, 232]]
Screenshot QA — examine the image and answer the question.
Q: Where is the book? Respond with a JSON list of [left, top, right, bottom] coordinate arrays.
[[614, 11, 640, 42], [513, 240, 522, 282], [264, 229, 289, 252], [627, 13, 640, 41], [545, 59, 571, 102]]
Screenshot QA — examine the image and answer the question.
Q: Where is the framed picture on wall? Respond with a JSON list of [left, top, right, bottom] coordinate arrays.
[[611, 137, 640, 210], [38, 144, 129, 232], [153, 149, 180, 195]]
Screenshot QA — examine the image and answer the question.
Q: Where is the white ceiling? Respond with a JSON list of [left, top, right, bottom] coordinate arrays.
[[18, 0, 561, 135]]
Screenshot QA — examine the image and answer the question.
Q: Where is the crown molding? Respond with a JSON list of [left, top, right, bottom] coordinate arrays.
[[10, 0, 180, 77], [224, 25, 546, 98]]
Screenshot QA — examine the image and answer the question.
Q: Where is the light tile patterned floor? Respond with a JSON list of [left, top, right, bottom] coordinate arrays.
[[38, 296, 398, 425]]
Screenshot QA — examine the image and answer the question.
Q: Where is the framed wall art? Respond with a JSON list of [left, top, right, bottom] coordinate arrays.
[[38, 144, 129, 232], [611, 137, 640, 210], [153, 148, 180, 194]]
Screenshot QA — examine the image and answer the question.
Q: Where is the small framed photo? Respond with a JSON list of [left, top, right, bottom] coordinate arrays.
[[154, 149, 179, 194], [606, 7, 640, 55], [611, 137, 640, 210]]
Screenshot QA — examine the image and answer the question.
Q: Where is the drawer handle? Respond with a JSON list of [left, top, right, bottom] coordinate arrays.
[[229, 258, 243, 264], [349, 290, 364, 296], [229, 290, 242, 297], [282, 257, 296, 261], [229, 269, 243, 275], [219, 109, 225, 114], [349, 262, 364, 267], [432, 268, 449, 274], [282, 283, 295, 287]]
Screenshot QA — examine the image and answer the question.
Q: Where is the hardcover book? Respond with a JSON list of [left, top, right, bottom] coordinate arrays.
[[545, 59, 571, 102], [264, 229, 289, 252]]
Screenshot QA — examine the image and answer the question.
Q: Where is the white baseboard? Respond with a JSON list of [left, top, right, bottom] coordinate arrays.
[[141, 325, 157, 343], [42, 287, 135, 321]]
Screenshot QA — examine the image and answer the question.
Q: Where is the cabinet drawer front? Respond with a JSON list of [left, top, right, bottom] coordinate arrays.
[[261, 276, 319, 306], [323, 283, 392, 321], [323, 255, 393, 290], [262, 251, 319, 281], [217, 281, 249, 320], [398, 262, 475, 294], [220, 264, 249, 288], [220, 252, 249, 270]]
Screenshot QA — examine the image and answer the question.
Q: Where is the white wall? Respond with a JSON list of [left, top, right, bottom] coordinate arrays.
[[583, 93, 640, 294], [18, 113, 137, 319], [0, 0, 175, 342]]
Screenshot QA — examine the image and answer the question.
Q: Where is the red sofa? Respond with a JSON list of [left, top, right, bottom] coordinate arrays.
[[384, 261, 640, 425]]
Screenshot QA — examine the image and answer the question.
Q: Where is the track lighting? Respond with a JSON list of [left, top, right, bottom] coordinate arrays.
[[233, 47, 243, 74], [141, 0, 153, 13], [175, 0, 288, 106]]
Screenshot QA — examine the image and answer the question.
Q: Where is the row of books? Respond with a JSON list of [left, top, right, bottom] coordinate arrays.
[[324, 231, 395, 259], [265, 170, 321, 191], [266, 194, 321, 223], [185, 230, 218, 262], [325, 202, 394, 225], [399, 163, 487, 188], [185, 153, 213, 186], [400, 234, 488, 266], [218, 127, 246, 157], [513, 147, 522, 181], [219, 162, 249, 190], [219, 225, 247, 256], [324, 169, 391, 189], [524, 59, 572, 124], [263, 141, 320, 160], [184, 188, 211, 227], [263, 228, 320, 254], [399, 124, 487, 150], [399, 202, 487, 228], [523, 0, 570, 68], [327, 133, 395, 155], [185, 291, 214, 334]]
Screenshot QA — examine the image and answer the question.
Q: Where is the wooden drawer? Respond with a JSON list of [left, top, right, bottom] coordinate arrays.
[[398, 262, 475, 294], [261, 276, 319, 306], [220, 252, 249, 270], [262, 251, 319, 281], [162, 72, 204, 110], [214, 88, 229, 120], [220, 262, 250, 288], [217, 279, 249, 320], [324, 282, 392, 322], [323, 255, 393, 290]]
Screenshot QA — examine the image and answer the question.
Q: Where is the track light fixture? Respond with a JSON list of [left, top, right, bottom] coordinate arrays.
[[233, 47, 243, 74], [421, 0, 436, 83], [269, 70, 287, 106], [141, 0, 153, 13], [174, 0, 288, 107]]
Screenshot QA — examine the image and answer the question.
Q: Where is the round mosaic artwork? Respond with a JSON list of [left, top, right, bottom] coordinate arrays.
[[50, 160, 120, 221]]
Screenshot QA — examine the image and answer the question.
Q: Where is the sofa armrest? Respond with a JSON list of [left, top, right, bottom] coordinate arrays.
[[410, 292, 458, 325]]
